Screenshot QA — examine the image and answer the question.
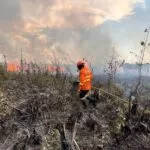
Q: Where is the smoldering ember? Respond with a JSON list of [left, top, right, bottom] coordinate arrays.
[[0, 0, 150, 150]]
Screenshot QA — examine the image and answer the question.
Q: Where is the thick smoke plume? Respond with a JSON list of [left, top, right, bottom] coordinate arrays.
[[0, 0, 144, 64]]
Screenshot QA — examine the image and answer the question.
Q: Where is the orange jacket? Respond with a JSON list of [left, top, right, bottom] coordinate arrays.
[[79, 67, 93, 91]]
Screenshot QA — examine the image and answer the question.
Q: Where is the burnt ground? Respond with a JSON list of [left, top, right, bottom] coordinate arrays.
[[0, 74, 150, 150]]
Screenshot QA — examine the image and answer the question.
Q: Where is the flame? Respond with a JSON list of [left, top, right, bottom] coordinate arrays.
[[7, 63, 19, 72], [6, 63, 65, 73]]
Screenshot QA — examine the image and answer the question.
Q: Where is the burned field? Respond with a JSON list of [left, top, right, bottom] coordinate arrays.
[[0, 73, 150, 150]]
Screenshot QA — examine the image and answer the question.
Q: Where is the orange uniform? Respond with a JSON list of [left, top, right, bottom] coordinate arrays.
[[79, 67, 93, 91]]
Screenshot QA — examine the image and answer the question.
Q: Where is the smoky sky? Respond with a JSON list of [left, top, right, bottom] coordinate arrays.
[[0, 0, 21, 32], [0, 0, 20, 21], [0, 0, 145, 65], [42, 27, 113, 64]]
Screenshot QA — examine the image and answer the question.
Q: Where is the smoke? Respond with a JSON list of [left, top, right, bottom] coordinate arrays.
[[0, 0, 144, 65], [0, 0, 20, 28], [20, 0, 144, 29]]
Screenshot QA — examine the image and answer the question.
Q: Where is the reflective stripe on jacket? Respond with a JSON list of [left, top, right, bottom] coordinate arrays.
[[79, 67, 93, 91]]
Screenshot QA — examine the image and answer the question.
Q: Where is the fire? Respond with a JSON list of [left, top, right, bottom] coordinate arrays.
[[7, 63, 19, 72], [6, 63, 65, 73]]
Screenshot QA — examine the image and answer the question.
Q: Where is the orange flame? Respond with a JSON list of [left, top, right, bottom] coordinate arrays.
[[7, 63, 19, 72], [6, 63, 65, 73]]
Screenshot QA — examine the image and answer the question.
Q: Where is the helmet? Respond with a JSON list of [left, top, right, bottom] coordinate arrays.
[[77, 60, 85, 67]]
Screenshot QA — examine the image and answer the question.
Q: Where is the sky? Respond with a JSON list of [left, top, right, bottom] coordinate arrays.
[[0, 0, 150, 67]]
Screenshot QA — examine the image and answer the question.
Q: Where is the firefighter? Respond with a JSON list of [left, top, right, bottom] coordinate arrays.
[[77, 60, 93, 104]]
